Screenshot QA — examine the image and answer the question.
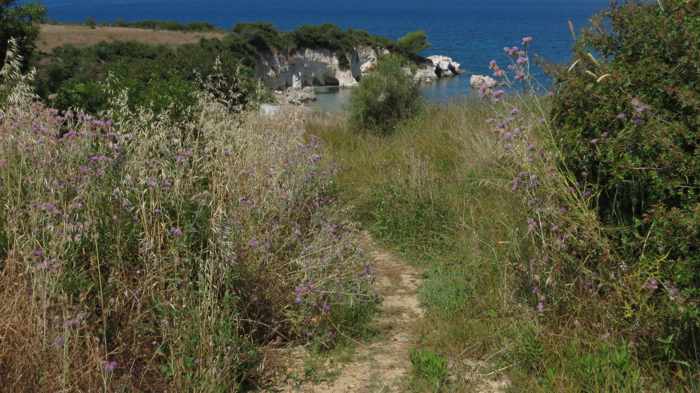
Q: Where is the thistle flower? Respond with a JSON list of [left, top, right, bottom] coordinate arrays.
[[103, 360, 118, 373], [52, 336, 65, 348], [644, 278, 659, 291], [62, 130, 79, 139], [169, 227, 183, 237], [522, 36, 534, 45], [516, 56, 529, 65], [89, 155, 110, 163], [294, 286, 304, 304]]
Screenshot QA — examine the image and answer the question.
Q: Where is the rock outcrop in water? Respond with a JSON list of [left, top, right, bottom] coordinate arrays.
[[470, 75, 497, 89], [256, 46, 462, 91]]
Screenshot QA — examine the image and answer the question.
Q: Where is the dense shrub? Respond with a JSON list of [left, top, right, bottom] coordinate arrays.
[[36, 39, 265, 117], [549, 0, 700, 360], [232, 22, 292, 52], [110, 19, 220, 32], [0, 49, 375, 392], [349, 54, 423, 134], [396, 30, 430, 56], [0, 0, 45, 66]]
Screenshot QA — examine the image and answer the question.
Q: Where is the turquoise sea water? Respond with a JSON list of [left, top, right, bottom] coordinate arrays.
[[34, 0, 609, 103]]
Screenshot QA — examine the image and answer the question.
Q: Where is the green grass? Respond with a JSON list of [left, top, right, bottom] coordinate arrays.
[[308, 102, 683, 392], [410, 349, 449, 391]]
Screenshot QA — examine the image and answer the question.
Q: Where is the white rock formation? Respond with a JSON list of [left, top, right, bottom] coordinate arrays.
[[470, 75, 497, 89], [427, 55, 463, 78], [257, 47, 379, 90], [255, 46, 462, 90]]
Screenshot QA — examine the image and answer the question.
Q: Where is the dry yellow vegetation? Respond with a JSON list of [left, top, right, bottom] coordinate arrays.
[[36, 24, 225, 52]]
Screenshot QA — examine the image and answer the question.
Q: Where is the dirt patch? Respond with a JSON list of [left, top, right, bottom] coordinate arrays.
[[37, 24, 224, 53]]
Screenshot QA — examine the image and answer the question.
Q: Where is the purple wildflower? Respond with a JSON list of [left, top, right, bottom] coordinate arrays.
[[169, 227, 183, 237], [38, 203, 59, 215], [248, 238, 259, 248], [616, 112, 627, 121], [493, 90, 506, 99], [36, 259, 56, 271], [89, 155, 110, 163], [516, 56, 529, 65], [536, 301, 545, 313], [522, 36, 534, 45], [667, 283, 680, 298], [62, 130, 79, 139], [52, 336, 65, 348], [506, 46, 520, 57], [644, 278, 659, 291], [294, 286, 304, 304], [63, 316, 82, 328], [103, 360, 118, 373]]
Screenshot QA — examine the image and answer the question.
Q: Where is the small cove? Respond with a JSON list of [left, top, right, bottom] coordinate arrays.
[[310, 75, 473, 112]]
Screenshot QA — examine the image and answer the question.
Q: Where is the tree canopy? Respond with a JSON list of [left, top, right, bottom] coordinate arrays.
[[0, 0, 46, 66], [396, 30, 430, 55]]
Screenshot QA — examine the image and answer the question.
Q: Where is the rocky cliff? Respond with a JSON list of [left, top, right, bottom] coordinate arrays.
[[255, 46, 461, 90]]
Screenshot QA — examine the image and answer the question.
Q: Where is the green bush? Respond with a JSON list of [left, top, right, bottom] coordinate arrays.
[[396, 30, 430, 55], [349, 54, 423, 134], [550, 0, 700, 360], [232, 22, 292, 52], [109, 19, 219, 32], [85, 16, 96, 29]]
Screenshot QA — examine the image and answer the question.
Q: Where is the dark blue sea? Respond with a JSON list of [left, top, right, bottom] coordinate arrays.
[[33, 0, 609, 106]]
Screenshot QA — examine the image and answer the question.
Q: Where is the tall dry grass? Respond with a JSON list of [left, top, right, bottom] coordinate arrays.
[[0, 44, 375, 392]]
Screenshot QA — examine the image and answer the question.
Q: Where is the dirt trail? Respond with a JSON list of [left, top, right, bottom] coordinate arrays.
[[269, 235, 508, 393], [270, 236, 423, 393]]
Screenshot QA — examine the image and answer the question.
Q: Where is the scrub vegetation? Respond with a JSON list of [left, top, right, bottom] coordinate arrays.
[[1, 0, 699, 392]]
